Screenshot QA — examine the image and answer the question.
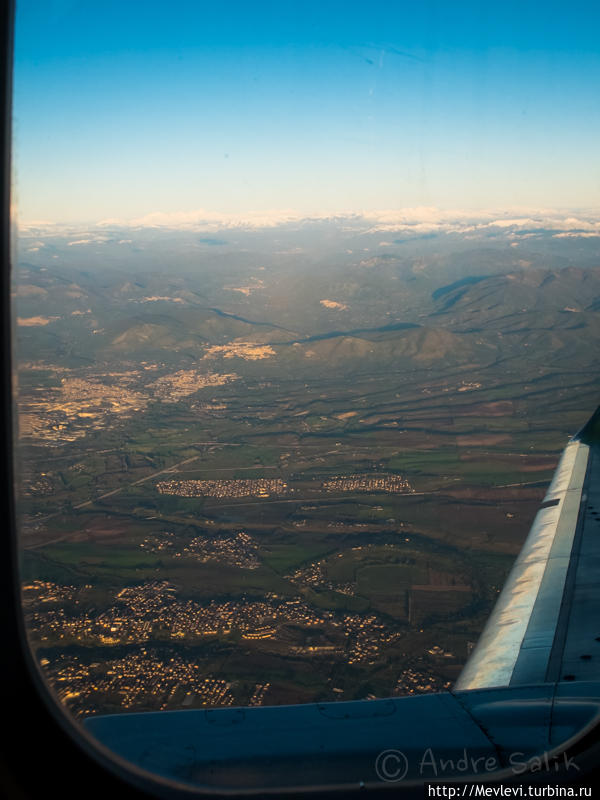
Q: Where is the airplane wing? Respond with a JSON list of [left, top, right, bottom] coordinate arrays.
[[455, 406, 600, 691], [83, 407, 600, 792]]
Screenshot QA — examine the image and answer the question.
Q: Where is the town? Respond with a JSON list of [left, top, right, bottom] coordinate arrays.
[[140, 530, 261, 569], [321, 474, 414, 494], [156, 477, 288, 499], [22, 577, 456, 716]]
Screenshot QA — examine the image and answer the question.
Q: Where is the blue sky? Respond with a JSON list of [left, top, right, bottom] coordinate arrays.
[[13, 0, 600, 224]]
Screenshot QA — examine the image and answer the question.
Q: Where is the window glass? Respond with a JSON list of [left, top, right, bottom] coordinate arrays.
[[12, 0, 600, 775]]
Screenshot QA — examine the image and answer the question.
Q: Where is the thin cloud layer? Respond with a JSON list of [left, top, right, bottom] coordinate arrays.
[[16, 207, 600, 241]]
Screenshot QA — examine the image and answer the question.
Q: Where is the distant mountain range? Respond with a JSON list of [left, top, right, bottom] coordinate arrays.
[[14, 221, 600, 375]]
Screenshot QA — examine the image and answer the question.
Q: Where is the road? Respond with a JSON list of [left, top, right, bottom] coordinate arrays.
[[25, 454, 205, 548]]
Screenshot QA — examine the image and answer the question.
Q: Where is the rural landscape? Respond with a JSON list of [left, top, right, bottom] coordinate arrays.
[[14, 215, 600, 719]]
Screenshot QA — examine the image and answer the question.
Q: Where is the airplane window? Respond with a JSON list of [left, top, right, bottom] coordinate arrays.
[[10, 0, 600, 794]]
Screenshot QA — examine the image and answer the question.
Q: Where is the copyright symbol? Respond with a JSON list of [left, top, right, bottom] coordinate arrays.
[[375, 749, 409, 782]]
